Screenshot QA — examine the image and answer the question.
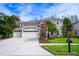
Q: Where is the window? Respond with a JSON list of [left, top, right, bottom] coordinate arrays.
[[57, 21, 59, 25], [57, 29, 59, 35], [75, 30, 77, 35], [15, 30, 22, 32]]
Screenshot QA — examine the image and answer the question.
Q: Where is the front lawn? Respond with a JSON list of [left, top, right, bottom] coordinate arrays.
[[41, 45, 79, 56], [48, 38, 79, 43]]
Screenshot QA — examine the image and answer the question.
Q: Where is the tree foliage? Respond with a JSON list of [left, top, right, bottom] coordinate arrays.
[[47, 21, 58, 38], [46, 20, 58, 34], [0, 13, 20, 39], [62, 18, 71, 37]]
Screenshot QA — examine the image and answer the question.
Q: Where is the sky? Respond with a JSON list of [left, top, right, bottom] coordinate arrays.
[[0, 3, 79, 21]]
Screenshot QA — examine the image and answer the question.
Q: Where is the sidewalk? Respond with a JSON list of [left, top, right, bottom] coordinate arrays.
[[40, 43, 79, 46]]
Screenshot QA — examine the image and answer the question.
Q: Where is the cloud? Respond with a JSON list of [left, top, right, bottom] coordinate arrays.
[[17, 4, 35, 21], [18, 3, 79, 21], [56, 4, 79, 18], [0, 4, 14, 15], [42, 3, 79, 19], [0, 3, 79, 21], [19, 11, 35, 21]]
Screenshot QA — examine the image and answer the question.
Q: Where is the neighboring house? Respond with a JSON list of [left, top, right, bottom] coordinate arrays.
[[71, 21, 79, 37], [44, 15, 78, 37], [68, 15, 78, 23], [45, 16, 63, 37], [51, 18, 63, 37]]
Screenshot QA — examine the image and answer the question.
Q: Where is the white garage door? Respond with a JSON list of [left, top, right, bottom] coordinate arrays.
[[22, 31, 39, 40], [13, 31, 22, 38]]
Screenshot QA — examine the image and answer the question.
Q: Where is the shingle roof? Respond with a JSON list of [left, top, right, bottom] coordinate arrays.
[[21, 20, 39, 26]]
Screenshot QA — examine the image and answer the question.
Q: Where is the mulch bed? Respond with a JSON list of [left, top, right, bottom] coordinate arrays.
[[39, 39, 48, 43]]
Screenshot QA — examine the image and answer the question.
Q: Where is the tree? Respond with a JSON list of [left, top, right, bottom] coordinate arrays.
[[46, 20, 58, 38], [0, 24, 12, 38], [62, 18, 71, 37], [5, 15, 20, 30], [0, 12, 20, 39], [0, 13, 7, 38]]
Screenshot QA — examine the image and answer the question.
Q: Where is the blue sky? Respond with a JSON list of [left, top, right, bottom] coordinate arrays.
[[0, 3, 79, 21]]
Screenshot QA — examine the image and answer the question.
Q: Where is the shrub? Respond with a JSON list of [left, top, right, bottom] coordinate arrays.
[[66, 31, 73, 38], [0, 35, 4, 39], [39, 32, 46, 39]]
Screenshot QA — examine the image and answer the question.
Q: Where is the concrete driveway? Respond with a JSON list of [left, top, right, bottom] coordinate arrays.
[[0, 38, 53, 56]]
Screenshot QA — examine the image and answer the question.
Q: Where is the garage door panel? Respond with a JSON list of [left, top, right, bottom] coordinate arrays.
[[22, 32, 39, 40], [13, 32, 22, 38]]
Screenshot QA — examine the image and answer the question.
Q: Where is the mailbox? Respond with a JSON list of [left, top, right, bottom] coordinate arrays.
[[66, 39, 72, 43]]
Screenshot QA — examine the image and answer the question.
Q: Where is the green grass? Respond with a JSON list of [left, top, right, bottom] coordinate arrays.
[[41, 45, 79, 56], [48, 38, 79, 43]]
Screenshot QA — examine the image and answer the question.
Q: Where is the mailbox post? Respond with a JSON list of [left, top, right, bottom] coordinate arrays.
[[68, 38, 71, 53], [66, 31, 73, 54], [67, 38, 72, 54]]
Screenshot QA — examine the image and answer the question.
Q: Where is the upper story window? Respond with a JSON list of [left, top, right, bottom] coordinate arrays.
[[57, 21, 59, 25]]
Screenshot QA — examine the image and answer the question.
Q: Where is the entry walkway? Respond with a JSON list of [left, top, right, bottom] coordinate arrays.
[[40, 43, 79, 46], [0, 38, 53, 56]]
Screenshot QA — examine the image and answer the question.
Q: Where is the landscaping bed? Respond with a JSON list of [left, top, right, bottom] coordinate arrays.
[[39, 39, 48, 43]]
